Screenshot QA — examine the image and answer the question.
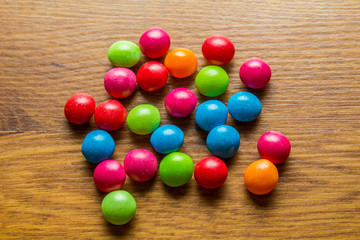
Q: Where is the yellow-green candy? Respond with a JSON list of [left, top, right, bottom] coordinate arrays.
[[195, 66, 229, 97], [101, 190, 136, 225], [126, 104, 161, 135], [159, 152, 194, 187], [108, 40, 141, 68]]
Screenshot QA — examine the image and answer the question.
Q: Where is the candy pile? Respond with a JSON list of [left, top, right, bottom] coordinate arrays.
[[64, 28, 291, 225]]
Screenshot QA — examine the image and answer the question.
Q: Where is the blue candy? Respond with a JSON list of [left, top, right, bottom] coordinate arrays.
[[206, 125, 240, 159], [228, 91, 262, 122], [81, 130, 115, 164], [150, 124, 184, 154], [195, 100, 228, 131]]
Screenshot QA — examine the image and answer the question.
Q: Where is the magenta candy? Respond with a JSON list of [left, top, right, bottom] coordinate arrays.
[[257, 131, 291, 164], [124, 149, 158, 182], [139, 28, 170, 59], [239, 57, 271, 89], [93, 160, 126, 192], [104, 67, 137, 98], [165, 88, 197, 118]]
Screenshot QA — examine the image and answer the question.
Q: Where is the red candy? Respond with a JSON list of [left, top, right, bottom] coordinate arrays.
[[194, 156, 228, 189], [94, 100, 127, 131], [257, 131, 291, 164], [136, 61, 168, 92], [202, 35, 235, 65], [93, 160, 126, 193], [64, 93, 95, 125], [239, 57, 271, 89]]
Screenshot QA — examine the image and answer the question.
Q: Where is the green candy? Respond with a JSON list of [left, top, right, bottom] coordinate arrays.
[[108, 40, 141, 68], [126, 104, 161, 135], [195, 66, 229, 97], [101, 190, 136, 225], [159, 152, 194, 187]]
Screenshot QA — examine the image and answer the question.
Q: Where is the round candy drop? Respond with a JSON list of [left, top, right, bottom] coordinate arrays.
[[139, 28, 170, 58], [202, 35, 235, 65], [104, 67, 137, 98], [64, 93, 95, 125], [150, 124, 184, 154], [81, 130, 115, 164], [159, 152, 194, 187], [244, 159, 279, 195], [195, 66, 229, 97], [195, 100, 228, 131], [165, 88, 197, 118], [257, 131, 291, 164], [194, 156, 228, 189], [93, 160, 126, 192], [228, 91, 261, 122], [206, 125, 240, 159], [101, 190, 136, 225], [126, 104, 161, 135], [124, 149, 158, 182], [164, 48, 198, 78], [137, 61, 168, 92], [108, 40, 141, 68], [239, 57, 271, 89], [94, 100, 127, 131]]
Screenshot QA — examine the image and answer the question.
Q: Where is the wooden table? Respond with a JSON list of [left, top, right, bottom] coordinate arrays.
[[1, 0, 359, 239]]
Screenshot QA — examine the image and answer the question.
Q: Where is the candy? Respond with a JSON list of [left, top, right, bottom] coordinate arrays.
[[93, 160, 126, 192], [107, 41, 141, 68], [81, 130, 115, 164], [139, 28, 170, 58], [257, 131, 291, 164], [164, 88, 197, 118], [194, 156, 228, 189], [136, 61, 168, 92], [104, 67, 137, 98], [126, 104, 161, 135], [159, 152, 194, 187], [239, 57, 271, 89], [195, 100, 228, 131], [150, 124, 184, 154], [124, 149, 158, 182], [101, 190, 136, 225], [244, 159, 278, 195], [206, 125, 240, 159], [64, 93, 95, 125], [195, 66, 229, 97], [94, 100, 127, 131], [164, 48, 198, 78], [228, 91, 261, 122], [202, 35, 235, 65]]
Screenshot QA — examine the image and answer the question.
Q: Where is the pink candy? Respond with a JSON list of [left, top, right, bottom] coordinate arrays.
[[124, 149, 158, 182], [139, 28, 171, 59], [239, 57, 271, 89], [257, 131, 291, 164], [104, 67, 137, 98], [165, 88, 197, 118], [93, 160, 126, 192]]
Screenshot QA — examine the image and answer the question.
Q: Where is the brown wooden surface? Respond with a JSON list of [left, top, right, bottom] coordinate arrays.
[[1, 0, 360, 239]]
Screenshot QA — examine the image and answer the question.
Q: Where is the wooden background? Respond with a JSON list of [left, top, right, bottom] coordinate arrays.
[[1, 0, 359, 239]]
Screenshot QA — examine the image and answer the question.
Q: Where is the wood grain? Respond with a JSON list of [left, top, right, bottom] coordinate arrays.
[[1, 0, 359, 239]]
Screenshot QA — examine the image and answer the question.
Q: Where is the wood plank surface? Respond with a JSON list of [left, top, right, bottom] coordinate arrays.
[[1, 0, 359, 239]]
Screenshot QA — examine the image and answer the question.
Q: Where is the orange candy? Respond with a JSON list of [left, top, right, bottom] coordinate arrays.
[[164, 48, 198, 78], [244, 159, 279, 195]]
